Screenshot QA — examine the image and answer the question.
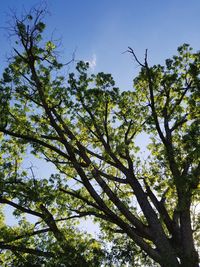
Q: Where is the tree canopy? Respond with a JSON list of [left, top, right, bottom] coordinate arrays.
[[0, 8, 199, 267]]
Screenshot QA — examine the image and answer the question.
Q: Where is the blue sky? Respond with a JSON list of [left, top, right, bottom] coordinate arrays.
[[1, 0, 200, 90], [1, 0, 200, 229]]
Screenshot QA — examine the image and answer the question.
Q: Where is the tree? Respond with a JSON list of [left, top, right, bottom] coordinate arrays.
[[0, 8, 199, 267]]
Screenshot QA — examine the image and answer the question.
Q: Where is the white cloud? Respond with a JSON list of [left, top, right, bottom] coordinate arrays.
[[87, 54, 97, 69]]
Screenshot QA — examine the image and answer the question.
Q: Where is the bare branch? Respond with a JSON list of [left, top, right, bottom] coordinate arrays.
[[127, 47, 145, 67]]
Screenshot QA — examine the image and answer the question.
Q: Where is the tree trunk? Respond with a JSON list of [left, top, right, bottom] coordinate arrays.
[[179, 198, 199, 267], [180, 250, 199, 267]]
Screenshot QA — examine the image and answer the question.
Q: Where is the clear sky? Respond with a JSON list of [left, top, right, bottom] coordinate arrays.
[[1, 0, 200, 230]]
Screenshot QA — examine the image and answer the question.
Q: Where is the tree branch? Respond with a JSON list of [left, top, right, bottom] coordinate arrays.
[[0, 197, 43, 218], [0, 244, 54, 257]]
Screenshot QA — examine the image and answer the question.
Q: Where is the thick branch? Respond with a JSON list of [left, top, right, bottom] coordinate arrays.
[[39, 204, 68, 251], [0, 197, 43, 218], [91, 168, 152, 240], [0, 128, 69, 160], [144, 181, 180, 239], [0, 244, 54, 257]]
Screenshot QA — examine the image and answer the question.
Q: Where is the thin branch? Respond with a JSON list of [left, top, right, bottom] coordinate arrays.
[[169, 85, 191, 117], [104, 99, 110, 144], [59, 188, 101, 210], [2, 228, 51, 244], [55, 210, 109, 222], [127, 47, 145, 67], [170, 114, 188, 132], [97, 169, 128, 184]]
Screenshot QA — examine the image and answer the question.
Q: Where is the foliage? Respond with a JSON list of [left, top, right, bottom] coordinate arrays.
[[0, 8, 199, 267]]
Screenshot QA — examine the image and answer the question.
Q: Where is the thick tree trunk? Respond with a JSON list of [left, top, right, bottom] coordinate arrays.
[[180, 250, 199, 267], [179, 198, 199, 267], [160, 251, 199, 267]]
